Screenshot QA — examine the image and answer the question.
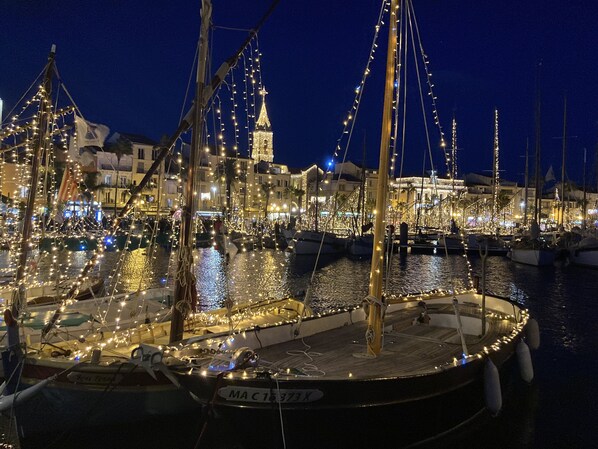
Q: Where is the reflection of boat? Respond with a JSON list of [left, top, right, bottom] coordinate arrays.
[[172, 3, 538, 447]]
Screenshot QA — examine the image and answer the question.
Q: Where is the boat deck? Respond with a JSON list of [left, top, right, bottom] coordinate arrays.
[[255, 303, 514, 379]]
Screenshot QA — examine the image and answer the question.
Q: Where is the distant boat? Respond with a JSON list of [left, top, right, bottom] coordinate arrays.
[[347, 233, 374, 257], [568, 236, 598, 268], [509, 238, 556, 266], [292, 230, 345, 255]]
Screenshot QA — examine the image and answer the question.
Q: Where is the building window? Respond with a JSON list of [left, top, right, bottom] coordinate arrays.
[[137, 162, 145, 173], [104, 174, 112, 185], [120, 177, 127, 188], [152, 149, 159, 160], [138, 148, 145, 159]]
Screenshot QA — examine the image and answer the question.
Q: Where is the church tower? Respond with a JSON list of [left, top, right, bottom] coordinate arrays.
[[252, 88, 274, 163]]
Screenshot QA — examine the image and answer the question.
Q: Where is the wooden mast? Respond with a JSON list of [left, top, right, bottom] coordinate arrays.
[[170, 0, 212, 343], [12, 45, 56, 317], [367, 0, 397, 356]]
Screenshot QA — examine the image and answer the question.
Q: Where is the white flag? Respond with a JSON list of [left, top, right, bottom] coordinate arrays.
[[75, 115, 110, 148]]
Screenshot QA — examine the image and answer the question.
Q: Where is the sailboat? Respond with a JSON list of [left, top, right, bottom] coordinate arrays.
[[170, 1, 538, 446], [509, 64, 555, 266], [292, 166, 346, 256], [4, 6, 311, 439]]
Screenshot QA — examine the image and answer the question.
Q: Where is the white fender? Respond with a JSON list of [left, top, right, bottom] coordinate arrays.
[[484, 359, 502, 416], [517, 340, 534, 383], [526, 318, 540, 350], [0, 376, 56, 413]]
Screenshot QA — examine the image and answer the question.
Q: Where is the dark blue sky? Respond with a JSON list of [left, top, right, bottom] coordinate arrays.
[[2, 1, 598, 186]]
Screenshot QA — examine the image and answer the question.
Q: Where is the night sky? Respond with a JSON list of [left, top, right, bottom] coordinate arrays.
[[2, 1, 598, 186]]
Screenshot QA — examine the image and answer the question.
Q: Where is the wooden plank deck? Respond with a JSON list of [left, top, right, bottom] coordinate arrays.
[[256, 304, 514, 380]]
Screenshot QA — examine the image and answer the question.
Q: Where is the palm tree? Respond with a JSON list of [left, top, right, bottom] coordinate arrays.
[[80, 171, 104, 216], [260, 182, 275, 219], [285, 186, 305, 217], [105, 135, 133, 216], [213, 157, 247, 220], [295, 187, 305, 217]]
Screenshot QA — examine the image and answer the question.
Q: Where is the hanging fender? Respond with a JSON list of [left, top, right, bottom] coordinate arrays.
[[526, 318, 540, 350], [517, 340, 534, 383], [484, 359, 502, 416]]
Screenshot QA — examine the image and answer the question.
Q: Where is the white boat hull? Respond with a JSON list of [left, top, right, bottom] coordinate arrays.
[[509, 248, 555, 266], [569, 247, 598, 268]]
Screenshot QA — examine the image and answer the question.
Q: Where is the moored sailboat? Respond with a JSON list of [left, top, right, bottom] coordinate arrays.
[[170, 1, 538, 447], [4, 6, 311, 441]]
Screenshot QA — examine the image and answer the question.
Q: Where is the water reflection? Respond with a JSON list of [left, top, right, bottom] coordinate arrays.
[[2, 247, 598, 447]]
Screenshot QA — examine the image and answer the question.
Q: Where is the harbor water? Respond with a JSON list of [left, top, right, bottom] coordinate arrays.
[[1, 247, 597, 448]]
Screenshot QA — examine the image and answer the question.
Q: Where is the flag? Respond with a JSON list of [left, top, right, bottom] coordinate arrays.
[[545, 165, 556, 182], [74, 115, 110, 148], [58, 165, 79, 203]]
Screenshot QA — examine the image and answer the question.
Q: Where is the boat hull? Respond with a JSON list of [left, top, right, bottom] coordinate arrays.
[[177, 338, 522, 448], [14, 361, 199, 439], [173, 292, 530, 448], [569, 247, 598, 268], [293, 231, 344, 255], [509, 248, 555, 266]]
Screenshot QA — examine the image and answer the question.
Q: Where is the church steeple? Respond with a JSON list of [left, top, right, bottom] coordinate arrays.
[[252, 88, 274, 163], [256, 88, 271, 131]]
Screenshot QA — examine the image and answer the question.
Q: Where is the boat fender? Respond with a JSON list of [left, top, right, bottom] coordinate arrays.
[[484, 359, 502, 416], [516, 340, 534, 383], [526, 318, 540, 350]]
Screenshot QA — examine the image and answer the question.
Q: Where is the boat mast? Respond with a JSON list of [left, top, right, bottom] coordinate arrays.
[[357, 132, 367, 233], [533, 62, 542, 227], [12, 45, 56, 317], [170, 0, 212, 343], [582, 147, 587, 230], [491, 109, 500, 230], [314, 166, 319, 233], [367, 0, 397, 357], [523, 138, 529, 227], [559, 94, 567, 229]]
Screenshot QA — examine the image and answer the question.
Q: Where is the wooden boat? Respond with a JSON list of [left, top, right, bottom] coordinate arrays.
[[5, 8, 313, 442], [170, 2, 538, 447], [0, 276, 104, 307], [14, 296, 311, 437]]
